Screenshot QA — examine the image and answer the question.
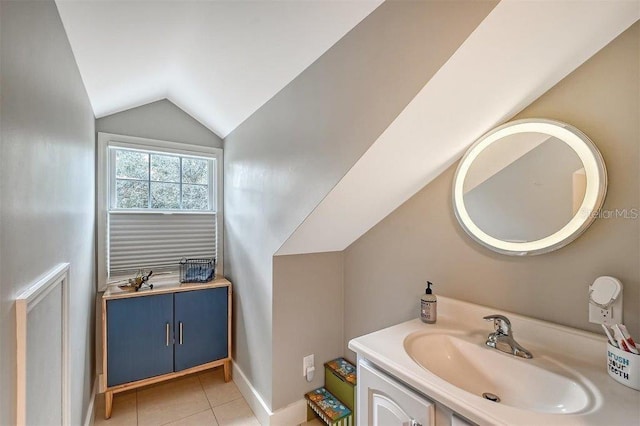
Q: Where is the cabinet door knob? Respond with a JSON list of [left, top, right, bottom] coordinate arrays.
[[179, 321, 184, 345], [166, 323, 170, 346]]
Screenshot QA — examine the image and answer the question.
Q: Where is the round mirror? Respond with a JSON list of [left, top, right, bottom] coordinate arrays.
[[453, 118, 607, 255]]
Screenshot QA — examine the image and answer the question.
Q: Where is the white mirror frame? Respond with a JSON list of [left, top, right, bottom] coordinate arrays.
[[453, 118, 607, 256]]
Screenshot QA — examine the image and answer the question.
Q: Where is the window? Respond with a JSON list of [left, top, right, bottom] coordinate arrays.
[[97, 133, 223, 289], [111, 148, 213, 211]]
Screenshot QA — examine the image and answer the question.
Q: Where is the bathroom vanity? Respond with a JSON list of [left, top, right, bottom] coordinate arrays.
[[349, 296, 639, 426], [101, 275, 232, 419]]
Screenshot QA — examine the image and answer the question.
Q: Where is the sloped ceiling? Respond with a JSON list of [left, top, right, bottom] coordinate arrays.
[[277, 0, 639, 255], [56, 0, 639, 257], [55, 0, 383, 137]]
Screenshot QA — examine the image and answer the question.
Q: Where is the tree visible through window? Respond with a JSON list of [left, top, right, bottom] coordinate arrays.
[[113, 148, 211, 210]]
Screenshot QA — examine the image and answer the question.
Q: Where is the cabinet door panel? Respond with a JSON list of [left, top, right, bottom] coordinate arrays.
[[107, 294, 174, 387], [358, 359, 434, 426], [452, 414, 476, 426], [174, 287, 228, 371]]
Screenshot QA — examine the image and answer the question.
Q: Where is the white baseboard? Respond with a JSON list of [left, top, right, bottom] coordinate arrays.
[[232, 362, 271, 425], [83, 377, 98, 426], [270, 399, 307, 426], [232, 361, 307, 426]]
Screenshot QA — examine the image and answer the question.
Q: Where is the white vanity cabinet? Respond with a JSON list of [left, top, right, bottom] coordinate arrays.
[[358, 359, 434, 426], [358, 358, 475, 426], [451, 415, 474, 426]]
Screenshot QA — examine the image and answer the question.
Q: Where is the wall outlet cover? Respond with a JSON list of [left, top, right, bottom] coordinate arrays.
[[303, 354, 314, 376], [589, 276, 623, 325], [589, 300, 623, 325]]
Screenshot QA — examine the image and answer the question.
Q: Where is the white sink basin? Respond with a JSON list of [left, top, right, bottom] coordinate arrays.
[[404, 332, 594, 414]]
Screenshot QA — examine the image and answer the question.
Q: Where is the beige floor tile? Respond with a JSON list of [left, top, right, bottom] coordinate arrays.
[[94, 392, 137, 426], [299, 419, 324, 426], [163, 408, 218, 426], [212, 399, 260, 426], [137, 376, 210, 426], [199, 368, 242, 407]]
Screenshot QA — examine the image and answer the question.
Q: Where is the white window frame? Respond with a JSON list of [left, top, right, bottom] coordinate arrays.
[[108, 148, 215, 212], [97, 132, 223, 290]]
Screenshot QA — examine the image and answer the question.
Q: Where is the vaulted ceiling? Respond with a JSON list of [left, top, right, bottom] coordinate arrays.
[[56, 0, 638, 256], [55, 0, 383, 137]]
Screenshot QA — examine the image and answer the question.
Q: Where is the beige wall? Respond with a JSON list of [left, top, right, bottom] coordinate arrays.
[[96, 99, 223, 148], [0, 0, 97, 424], [343, 22, 640, 359], [224, 0, 496, 409], [272, 252, 344, 410]]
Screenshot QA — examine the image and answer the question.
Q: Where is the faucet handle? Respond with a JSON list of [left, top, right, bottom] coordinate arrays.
[[483, 314, 511, 335]]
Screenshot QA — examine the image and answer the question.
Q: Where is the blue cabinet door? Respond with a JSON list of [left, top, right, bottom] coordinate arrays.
[[174, 287, 228, 371], [107, 294, 174, 386]]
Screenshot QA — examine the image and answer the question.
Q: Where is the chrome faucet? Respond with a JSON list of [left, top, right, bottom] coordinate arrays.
[[483, 314, 533, 359]]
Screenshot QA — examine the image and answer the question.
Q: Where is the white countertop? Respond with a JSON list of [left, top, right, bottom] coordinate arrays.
[[348, 296, 640, 426]]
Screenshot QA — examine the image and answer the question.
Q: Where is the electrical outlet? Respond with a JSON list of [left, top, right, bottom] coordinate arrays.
[[589, 276, 623, 325], [303, 354, 314, 376], [589, 304, 611, 324], [589, 294, 623, 325]]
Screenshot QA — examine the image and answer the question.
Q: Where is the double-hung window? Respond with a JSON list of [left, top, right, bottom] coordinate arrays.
[[97, 133, 223, 290]]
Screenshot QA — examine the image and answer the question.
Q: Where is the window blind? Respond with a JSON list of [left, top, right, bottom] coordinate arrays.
[[108, 213, 216, 276]]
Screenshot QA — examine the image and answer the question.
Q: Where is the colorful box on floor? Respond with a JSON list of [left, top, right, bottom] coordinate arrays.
[[305, 387, 353, 426], [305, 358, 357, 425], [325, 358, 356, 415]]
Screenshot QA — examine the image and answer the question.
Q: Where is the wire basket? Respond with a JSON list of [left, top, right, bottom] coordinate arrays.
[[179, 258, 216, 283]]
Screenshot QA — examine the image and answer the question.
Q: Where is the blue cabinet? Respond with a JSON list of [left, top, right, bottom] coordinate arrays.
[[174, 287, 228, 371], [106, 294, 174, 387], [104, 281, 231, 408]]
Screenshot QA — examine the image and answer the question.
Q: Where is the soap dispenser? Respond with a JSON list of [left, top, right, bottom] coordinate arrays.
[[421, 281, 437, 324]]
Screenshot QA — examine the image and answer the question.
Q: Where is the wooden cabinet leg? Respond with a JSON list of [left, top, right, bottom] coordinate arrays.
[[223, 360, 232, 382], [105, 391, 113, 419]]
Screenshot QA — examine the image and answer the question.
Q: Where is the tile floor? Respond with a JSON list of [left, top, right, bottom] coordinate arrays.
[[299, 420, 323, 426], [93, 366, 259, 426], [93, 366, 325, 426]]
